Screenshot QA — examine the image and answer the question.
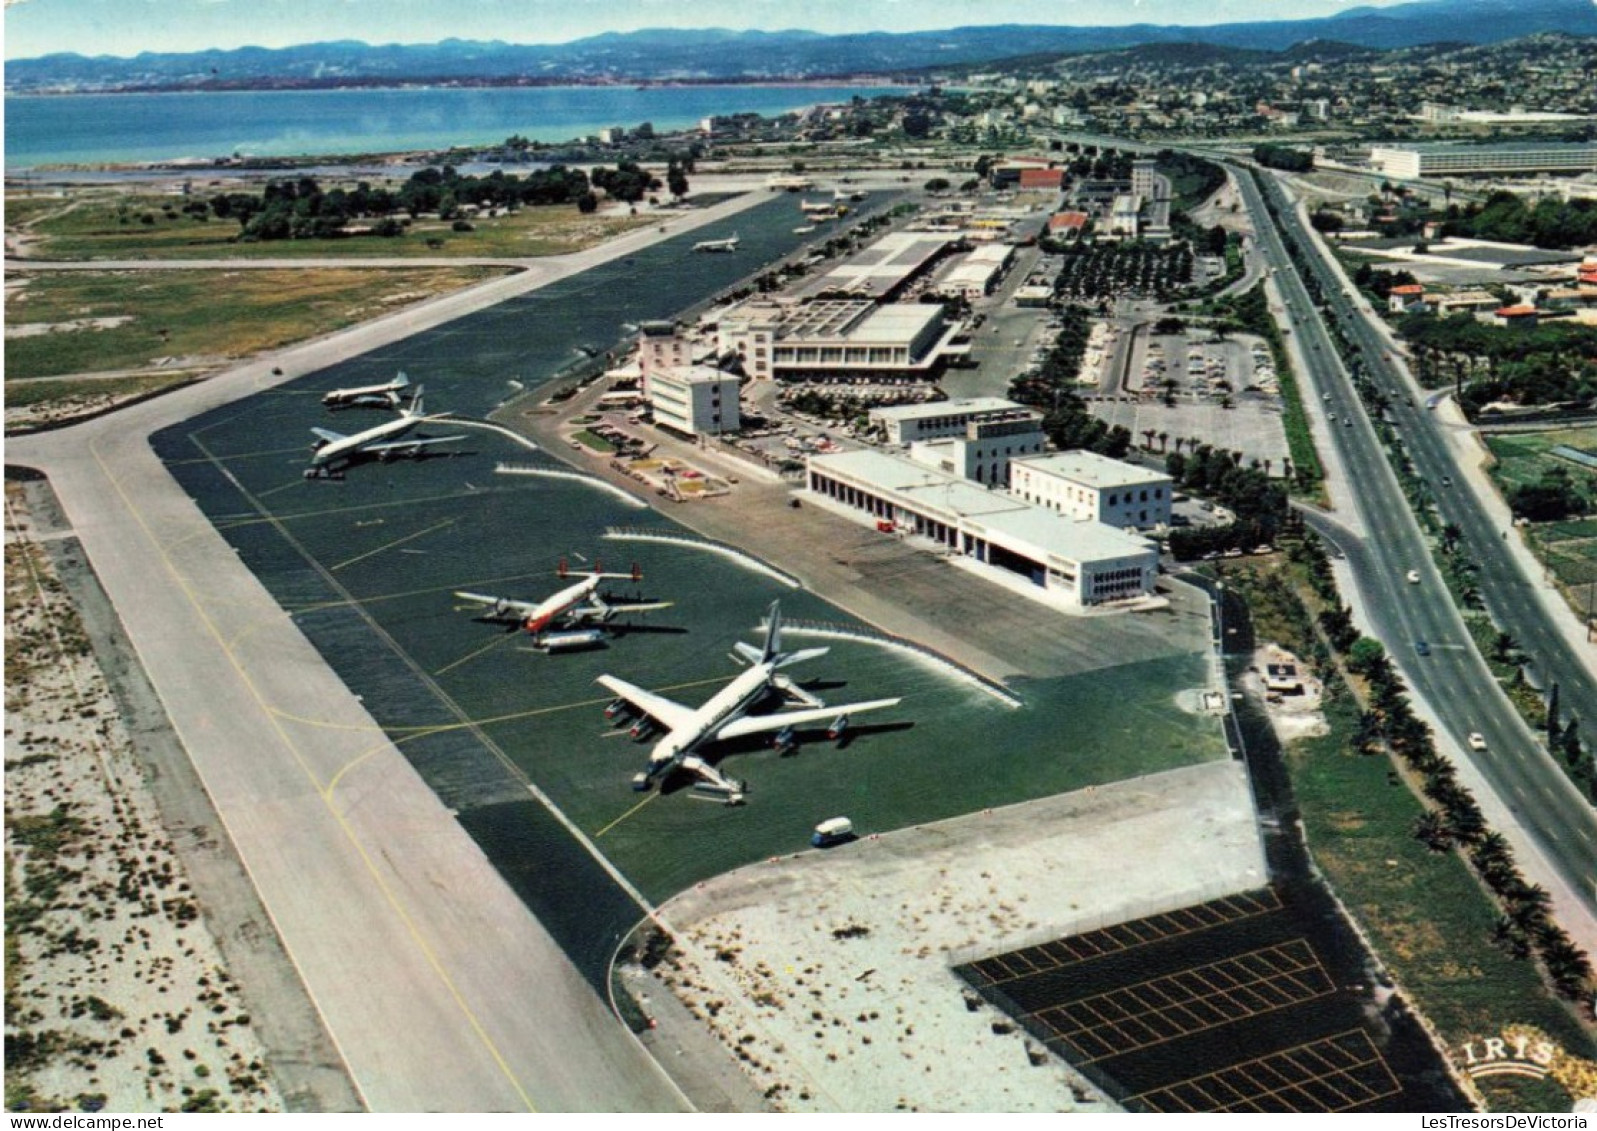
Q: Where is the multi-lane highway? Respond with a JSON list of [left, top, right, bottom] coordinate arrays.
[[1232, 166, 1597, 924]]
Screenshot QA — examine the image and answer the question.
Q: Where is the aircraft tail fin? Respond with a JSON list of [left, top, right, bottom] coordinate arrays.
[[410, 385, 426, 416], [393, 371, 410, 389], [760, 599, 783, 663]]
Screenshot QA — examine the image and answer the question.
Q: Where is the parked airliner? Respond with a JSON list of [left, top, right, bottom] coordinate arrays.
[[305, 387, 463, 478], [454, 561, 671, 646], [692, 233, 739, 253], [597, 600, 902, 802], [322, 371, 411, 409]]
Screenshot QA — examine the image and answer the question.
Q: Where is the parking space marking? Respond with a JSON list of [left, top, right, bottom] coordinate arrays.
[[1132, 1029, 1401, 1113], [1026, 939, 1333, 1064]]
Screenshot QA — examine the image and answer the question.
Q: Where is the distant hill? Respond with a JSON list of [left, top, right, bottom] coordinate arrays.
[[6, 0, 1595, 92]]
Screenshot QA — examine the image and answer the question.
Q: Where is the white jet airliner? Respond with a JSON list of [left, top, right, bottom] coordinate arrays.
[[305, 387, 463, 477], [597, 600, 902, 801]]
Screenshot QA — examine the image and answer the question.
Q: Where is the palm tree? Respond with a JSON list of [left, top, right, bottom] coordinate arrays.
[[1413, 811, 1454, 853], [1157, 431, 1169, 453], [1491, 630, 1519, 665]]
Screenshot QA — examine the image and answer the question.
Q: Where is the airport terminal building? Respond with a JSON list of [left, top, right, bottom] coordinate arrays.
[[806, 449, 1158, 608], [718, 299, 956, 384], [1011, 451, 1173, 530]]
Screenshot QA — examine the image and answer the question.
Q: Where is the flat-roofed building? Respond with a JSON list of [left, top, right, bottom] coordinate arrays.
[[1011, 450, 1173, 530], [798, 231, 959, 302], [1109, 193, 1142, 238], [936, 243, 1015, 299], [648, 365, 741, 437], [906, 411, 1047, 487], [805, 448, 1158, 608], [637, 320, 691, 396], [718, 299, 955, 384], [1369, 142, 1597, 179], [870, 396, 1041, 446]]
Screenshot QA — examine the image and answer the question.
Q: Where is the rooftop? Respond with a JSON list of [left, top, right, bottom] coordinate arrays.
[[799, 232, 957, 300], [870, 397, 1029, 423], [1371, 141, 1597, 154], [810, 449, 1155, 564], [1014, 450, 1172, 489]]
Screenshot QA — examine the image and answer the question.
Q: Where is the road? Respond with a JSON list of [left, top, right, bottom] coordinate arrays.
[[1231, 166, 1597, 937]]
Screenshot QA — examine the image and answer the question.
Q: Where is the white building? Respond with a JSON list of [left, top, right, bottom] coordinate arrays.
[[805, 449, 1158, 608], [637, 321, 691, 396], [649, 366, 741, 437], [798, 231, 958, 301], [935, 243, 1016, 300], [1109, 193, 1142, 238], [718, 299, 955, 384], [1369, 142, 1597, 179], [1011, 451, 1173, 530], [869, 397, 1041, 446], [906, 412, 1047, 488]]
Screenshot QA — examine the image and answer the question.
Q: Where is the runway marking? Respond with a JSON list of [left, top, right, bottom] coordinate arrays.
[[134, 431, 539, 1111], [285, 571, 549, 614], [433, 631, 518, 676], [594, 791, 660, 839], [330, 518, 456, 572]]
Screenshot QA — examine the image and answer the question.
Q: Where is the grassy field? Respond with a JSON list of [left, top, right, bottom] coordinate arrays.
[[6, 266, 508, 383], [1486, 428, 1597, 600], [8, 188, 659, 261], [1231, 560, 1594, 1113]]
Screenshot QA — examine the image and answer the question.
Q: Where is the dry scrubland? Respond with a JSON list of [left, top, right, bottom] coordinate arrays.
[[4, 484, 281, 1112]]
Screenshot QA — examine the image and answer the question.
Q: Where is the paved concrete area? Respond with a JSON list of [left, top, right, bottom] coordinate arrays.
[[632, 760, 1265, 1112], [2, 201, 784, 1110], [512, 382, 1215, 686]]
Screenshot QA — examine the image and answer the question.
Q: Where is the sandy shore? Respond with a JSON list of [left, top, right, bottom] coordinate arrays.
[[4, 482, 283, 1112], [624, 760, 1266, 1112]]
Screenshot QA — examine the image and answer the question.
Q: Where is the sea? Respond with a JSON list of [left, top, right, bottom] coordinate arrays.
[[3, 83, 907, 171]]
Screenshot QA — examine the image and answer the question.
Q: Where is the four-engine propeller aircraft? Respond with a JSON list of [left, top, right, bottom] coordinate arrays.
[[454, 561, 672, 650], [597, 600, 902, 802], [305, 386, 464, 478], [322, 371, 412, 409]]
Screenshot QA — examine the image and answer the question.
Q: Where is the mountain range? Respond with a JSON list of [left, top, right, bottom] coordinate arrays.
[[7, 0, 1596, 93]]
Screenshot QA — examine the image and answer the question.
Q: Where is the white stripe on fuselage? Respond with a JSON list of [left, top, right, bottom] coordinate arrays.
[[650, 664, 773, 769], [313, 413, 423, 465]]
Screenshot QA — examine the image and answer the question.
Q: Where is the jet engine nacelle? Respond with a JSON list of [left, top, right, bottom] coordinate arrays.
[[827, 714, 850, 741], [604, 698, 629, 721], [629, 718, 654, 741], [492, 598, 513, 619], [772, 724, 797, 751]]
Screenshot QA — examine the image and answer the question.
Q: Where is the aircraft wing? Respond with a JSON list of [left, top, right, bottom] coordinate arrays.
[[311, 427, 349, 445], [362, 434, 465, 455], [607, 601, 674, 616], [596, 674, 695, 732], [453, 591, 535, 618], [714, 698, 901, 742]]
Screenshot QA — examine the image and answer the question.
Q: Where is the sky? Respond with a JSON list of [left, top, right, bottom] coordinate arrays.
[[3, 0, 1422, 60]]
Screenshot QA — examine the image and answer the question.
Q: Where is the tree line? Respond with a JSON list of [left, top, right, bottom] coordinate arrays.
[[204, 159, 683, 242]]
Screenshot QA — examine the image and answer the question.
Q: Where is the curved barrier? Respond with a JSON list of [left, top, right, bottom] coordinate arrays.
[[774, 617, 1023, 709], [603, 525, 802, 588], [496, 463, 648, 509]]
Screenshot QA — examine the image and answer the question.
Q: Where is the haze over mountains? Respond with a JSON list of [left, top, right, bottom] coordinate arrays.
[[7, 0, 1595, 93]]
